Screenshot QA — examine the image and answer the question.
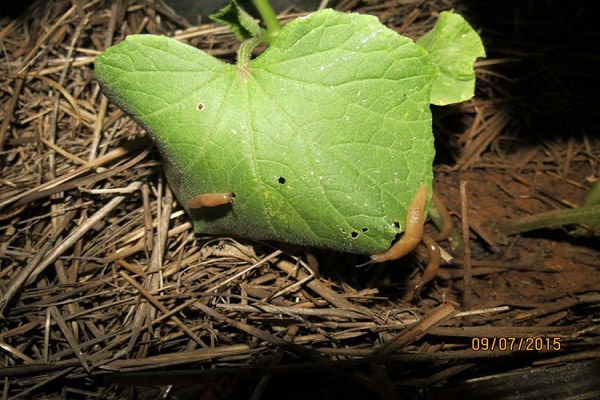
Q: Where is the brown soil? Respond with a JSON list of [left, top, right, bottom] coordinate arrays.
[[0, 1, 598, 399]]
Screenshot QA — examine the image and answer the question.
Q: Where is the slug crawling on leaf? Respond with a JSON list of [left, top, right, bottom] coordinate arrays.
[[370, 184, 428, 263], [186, 193, 234, 209], [357, 184, 442, 298]]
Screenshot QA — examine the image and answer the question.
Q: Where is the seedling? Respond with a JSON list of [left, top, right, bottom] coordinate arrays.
[[95, 1, 484, 263]]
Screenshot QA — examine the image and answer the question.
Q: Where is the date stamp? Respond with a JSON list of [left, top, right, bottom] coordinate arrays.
[[471, 337, 561, 352]]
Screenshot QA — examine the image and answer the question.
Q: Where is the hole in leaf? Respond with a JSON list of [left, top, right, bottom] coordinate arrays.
[[361, 227, 368, 232], [196, 102, 204, 111], [340, 228, 346, 234], [351, 231, 358, 238], [278, 177, 286, 184], [393, 221, 400, 229]]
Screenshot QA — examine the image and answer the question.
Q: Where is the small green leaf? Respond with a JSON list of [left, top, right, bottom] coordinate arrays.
[[209, 0, 263, 41], [96, 9, 444, 255], [583, 181, 600, 206], [417, 11, 485, 105]]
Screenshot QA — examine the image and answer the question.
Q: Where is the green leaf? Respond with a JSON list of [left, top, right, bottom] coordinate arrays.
[[209, 0, 263, 41], [583, 181, 600, 206], [95, 9, 439, 255], [417, 11, 485, 105]]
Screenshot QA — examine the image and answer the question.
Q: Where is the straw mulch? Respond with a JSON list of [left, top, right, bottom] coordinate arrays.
[[1, 0, 598, 399]]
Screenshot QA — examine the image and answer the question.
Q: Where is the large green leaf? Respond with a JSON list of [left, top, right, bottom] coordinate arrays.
[[95, 9, 439, 255]]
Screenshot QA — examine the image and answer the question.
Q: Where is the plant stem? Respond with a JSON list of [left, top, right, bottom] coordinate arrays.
[[427, 201, 462, 251], [498, 204, 600, 235], [236, 36, 263, 68], [252, 0, 281, 37]]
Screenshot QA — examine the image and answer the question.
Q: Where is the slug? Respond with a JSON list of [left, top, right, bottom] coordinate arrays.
[[370, 183, 428, 263], [403, 232, 441, 301], [186, 192, 234, 209], [416, 232, 441, 290]]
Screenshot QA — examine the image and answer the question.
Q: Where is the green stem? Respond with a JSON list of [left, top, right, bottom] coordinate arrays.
[[252, 0, 281, 38], [236, 36, 263, 68], [427, 202, 463, 251], [498, 204, 600, 236]]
